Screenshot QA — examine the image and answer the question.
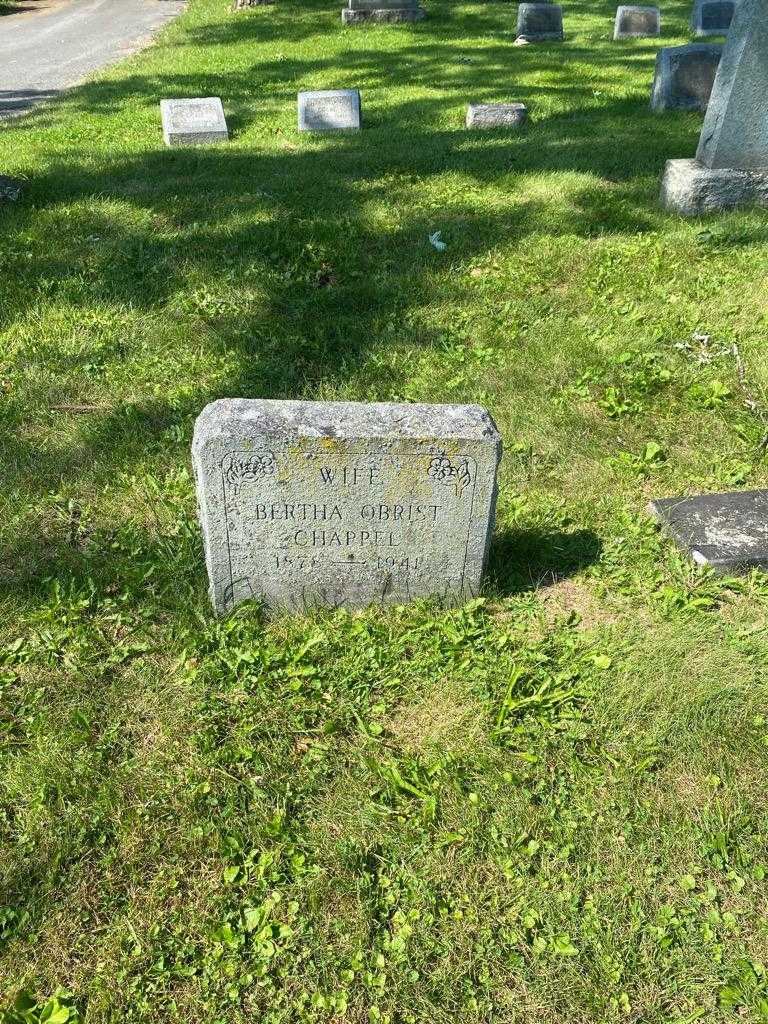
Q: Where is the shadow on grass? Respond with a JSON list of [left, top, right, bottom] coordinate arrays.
[[488, 526, 603, 595]]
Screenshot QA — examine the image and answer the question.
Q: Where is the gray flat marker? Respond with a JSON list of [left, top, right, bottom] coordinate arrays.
[[298, 90, 361, 131], [192, 399, 502, 613], [466, 103, 528, 129], [650, 489, 768, 573], [160, 98, 229, 146]]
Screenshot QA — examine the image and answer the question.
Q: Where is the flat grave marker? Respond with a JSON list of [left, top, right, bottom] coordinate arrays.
[[466, 103, 528, 129], [650, 489, 768, 572], [342, 0, 425, 22], [192, 399, 502, 613]]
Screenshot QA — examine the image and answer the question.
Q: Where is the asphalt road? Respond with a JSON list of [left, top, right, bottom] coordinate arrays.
[[0, 0, 187, 117]]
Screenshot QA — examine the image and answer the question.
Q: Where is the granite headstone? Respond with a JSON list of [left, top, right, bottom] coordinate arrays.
[[650, 489, 768, 572], [651, 43, 722, 112], [692, 0, 736, 37], [516, 3, 564, 42], [298, 90, 361, 131], [192, 399, 502, 613], [613, 5, 660, 38], [160, 98, 229, 147]]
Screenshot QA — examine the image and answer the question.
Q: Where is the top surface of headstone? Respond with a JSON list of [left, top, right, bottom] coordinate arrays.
[[298, 89, 361, 131], [614, 5, 660, 36], [192, 399, 502, 613], [160, 98, 228, 144], [696, 0, 768, 169], [650, 488, 768, 571]]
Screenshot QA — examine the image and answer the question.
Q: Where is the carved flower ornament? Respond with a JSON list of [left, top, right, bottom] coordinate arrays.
[[427, 455, 472, 497], [225, 452, 277, 493]]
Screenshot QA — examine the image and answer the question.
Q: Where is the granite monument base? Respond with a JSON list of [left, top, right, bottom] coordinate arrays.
[[661, 158, 768, 215]]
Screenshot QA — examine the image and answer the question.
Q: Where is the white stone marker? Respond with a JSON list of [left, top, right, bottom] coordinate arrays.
[[192, 400, 502, 613], [160, 98, 229, 147], [298, 90, 361, 131], [466, 103, 528, 129], [661, 0, 768, 214]]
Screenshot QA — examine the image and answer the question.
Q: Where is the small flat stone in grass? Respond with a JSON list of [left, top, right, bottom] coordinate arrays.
[[192, 399, 502, 613], [0, 175, 22, 202], [650, 43, 722, 112], [232, 0, 274, 7], [516, 3, 564, 42], [649, 489, 768, 573], [466, 103, 528, 129], [298, 89, 361, 131], [160, 98, 229, 147], [691, 0, 736, 37], [613, 5, 660, 38]]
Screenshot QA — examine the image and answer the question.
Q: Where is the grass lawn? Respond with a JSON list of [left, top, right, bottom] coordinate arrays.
[[2, 0, 768, 1020]]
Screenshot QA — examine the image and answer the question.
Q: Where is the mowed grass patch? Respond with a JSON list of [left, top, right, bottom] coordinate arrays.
[[2, 0, 768, 1020]]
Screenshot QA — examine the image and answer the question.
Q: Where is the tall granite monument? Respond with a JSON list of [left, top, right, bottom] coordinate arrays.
[[661, 0, 768, 214], [342, 0, 425, 23], [192, 400, 502, 613]]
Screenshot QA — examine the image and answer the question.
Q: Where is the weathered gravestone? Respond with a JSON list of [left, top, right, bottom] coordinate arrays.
[[661, 0, 768, 214], [651, 43, 722, 112], [0, 175, 22, 202], [649, 489, 768, 572], [192, 399, 502, 613], [233, 0, 274, 7], [342, 0, 425, 23], [692, 0, 736, 37], [466, 103, 528, 129], [298, 89, 361, 131], [613, 5, 660, 38], [160, 98, 229, 146], [516, 3, 564, 43]]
